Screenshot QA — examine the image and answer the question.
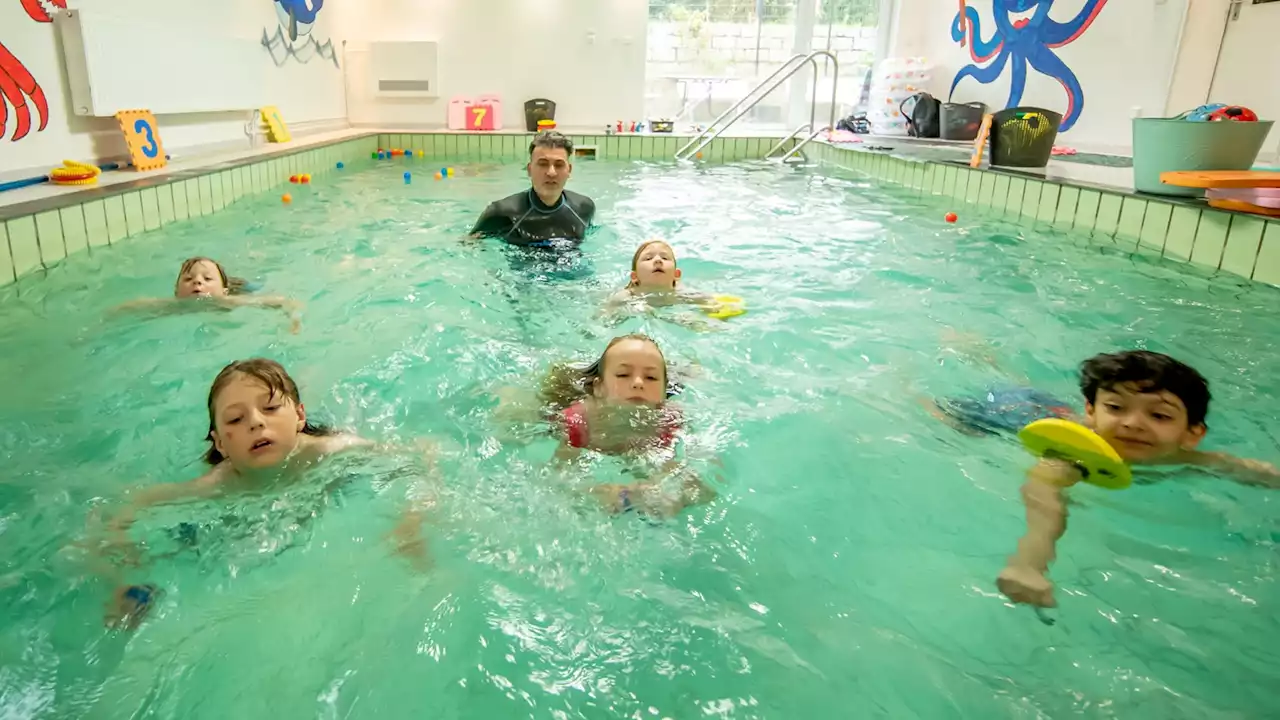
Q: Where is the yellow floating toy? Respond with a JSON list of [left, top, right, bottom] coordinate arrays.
[[1018, 418, 1132, 489], [704, 294, 746, 320], [49, 160, 101, 186]]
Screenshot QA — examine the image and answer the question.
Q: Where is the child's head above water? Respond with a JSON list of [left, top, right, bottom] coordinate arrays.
[[591, 334, 669, 405], [541, 334, 670, 410], [628, 240, 680, 291], [1079, 350, 1210, 462], [175, 257, 246, 298], [204, 358, 330, 468]]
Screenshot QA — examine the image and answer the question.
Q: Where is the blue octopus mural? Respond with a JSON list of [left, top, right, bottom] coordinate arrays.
[[950, 0, 1108, 132]]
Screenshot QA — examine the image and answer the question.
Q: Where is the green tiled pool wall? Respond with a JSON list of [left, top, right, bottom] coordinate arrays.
[[0, 136, 381, 288], [813, 143, 1280, 286], [374, 133, 782, 163]]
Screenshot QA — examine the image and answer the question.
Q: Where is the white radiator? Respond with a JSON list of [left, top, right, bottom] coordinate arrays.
[[369, 42, 439, 99], [55, 8, 267, 117]]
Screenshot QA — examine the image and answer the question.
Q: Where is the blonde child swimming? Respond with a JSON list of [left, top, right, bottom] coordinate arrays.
[[116, 257, 302, 332], [536, 334, 716, 517], [602, 240, 737, 329], [98, 358, 435, 628]]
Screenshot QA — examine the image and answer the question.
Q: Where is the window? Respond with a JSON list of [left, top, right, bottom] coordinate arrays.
[[645, 0, 883, 128]]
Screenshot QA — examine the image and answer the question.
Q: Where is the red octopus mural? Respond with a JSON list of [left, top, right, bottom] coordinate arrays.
[[0, 0, 66, 142]]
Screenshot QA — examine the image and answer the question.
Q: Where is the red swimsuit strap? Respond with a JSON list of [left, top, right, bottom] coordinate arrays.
[[563, 402, 590, 448]]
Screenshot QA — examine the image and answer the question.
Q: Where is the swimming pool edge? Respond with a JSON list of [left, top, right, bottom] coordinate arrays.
[[811, 143, 1280, 289]]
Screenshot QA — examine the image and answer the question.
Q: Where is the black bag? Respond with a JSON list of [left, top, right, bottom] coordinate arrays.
[[900, 92, 941, 138]]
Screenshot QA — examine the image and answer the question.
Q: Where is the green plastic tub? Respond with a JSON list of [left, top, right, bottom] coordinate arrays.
[[1132, 118, 1274, 197]]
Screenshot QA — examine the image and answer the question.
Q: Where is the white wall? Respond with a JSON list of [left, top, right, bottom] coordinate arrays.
[[0, 0, 347, 178], [344, 0, 648, 131], [1164, 0, 1228, 116], [892, 0, 1189, 153]]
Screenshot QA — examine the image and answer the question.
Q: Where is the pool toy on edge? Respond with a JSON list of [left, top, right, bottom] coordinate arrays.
[[703, 295, 746, 320], [1181, 104, 1259, 123], [1018, 418, 1132, 489], [49, 160, 101, 186]]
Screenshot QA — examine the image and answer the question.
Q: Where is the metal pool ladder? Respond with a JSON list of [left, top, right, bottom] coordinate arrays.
[[674, 51, 839, 164]]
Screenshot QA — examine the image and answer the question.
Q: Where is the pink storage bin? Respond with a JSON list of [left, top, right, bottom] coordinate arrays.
[[476, 94, 503, 130], [448, 97, 473, 130], [1208, 187, 1280, 209]]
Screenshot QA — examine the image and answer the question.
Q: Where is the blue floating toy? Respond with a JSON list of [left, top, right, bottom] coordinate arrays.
[[404, 171, 411, 183], [1181, 104, 1227, 122], [336, 161, 344, 170]]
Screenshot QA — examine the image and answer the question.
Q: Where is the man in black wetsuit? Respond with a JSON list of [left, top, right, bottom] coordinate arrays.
[[470, 131, 595, 249]]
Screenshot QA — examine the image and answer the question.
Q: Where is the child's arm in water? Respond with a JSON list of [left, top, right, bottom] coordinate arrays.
[[104, 467, 229, 544], [590, 460, 718, 519], [996, 459, 1082, 608], [1180, 450, 1280, 489], [217, 295, 303, 333], [111, 295, 303, 333], [380, 438, 446, 572]]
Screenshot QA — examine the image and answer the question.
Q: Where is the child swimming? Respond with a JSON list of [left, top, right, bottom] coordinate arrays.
[[98, 358, 434, 628], [977, 351, 1280, 609], [115, 257, 302, 333], [540, 334, 717, 518], [602, 240, 731, 329]]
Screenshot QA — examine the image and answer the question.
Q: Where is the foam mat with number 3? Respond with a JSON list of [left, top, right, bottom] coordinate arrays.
[[114, 110, 167, 171]]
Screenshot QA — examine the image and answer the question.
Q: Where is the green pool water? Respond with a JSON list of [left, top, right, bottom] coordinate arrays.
[[1, 156, 1278, 718]]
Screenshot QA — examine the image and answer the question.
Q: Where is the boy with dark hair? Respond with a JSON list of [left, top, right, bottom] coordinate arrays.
[[470, 131, 596, 248], [990, 350, 1280, 608]]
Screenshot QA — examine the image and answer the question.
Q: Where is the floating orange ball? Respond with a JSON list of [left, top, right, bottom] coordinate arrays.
[[945, 212, 958, 223], [695, 152, 703, 159], [434, 171, 443, 180], [282, 193, 293, 203], [300, 174, 311, 184]]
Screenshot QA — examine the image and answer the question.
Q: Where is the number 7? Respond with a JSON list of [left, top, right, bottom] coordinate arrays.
[[473, 107, 487, 127]]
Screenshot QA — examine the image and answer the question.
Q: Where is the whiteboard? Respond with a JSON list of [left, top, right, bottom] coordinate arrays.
[[56, 8, 267, 117]]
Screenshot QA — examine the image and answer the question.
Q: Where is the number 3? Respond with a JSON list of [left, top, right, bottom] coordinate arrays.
[[134, 119, 159, 158], [472, 107, 487, 127]]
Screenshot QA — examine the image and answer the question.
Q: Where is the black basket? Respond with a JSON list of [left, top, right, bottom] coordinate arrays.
[[941, 102, 987, 141], [990, 107, 1062, 167], [524, 98, 556, 132]]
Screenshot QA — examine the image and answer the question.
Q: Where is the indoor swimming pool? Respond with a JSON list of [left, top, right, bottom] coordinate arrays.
[[0, 154, 1277, 718]]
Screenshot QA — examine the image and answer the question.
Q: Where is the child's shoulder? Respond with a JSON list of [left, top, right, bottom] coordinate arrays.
[[303, 432, 373, 458], [606, 288, 635, 304]]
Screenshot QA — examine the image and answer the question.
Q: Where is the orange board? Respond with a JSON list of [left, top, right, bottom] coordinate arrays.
[[1159, 171, 1280, 189], [1207, 198, 1280, 217], [969, 114, 992, 168]]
